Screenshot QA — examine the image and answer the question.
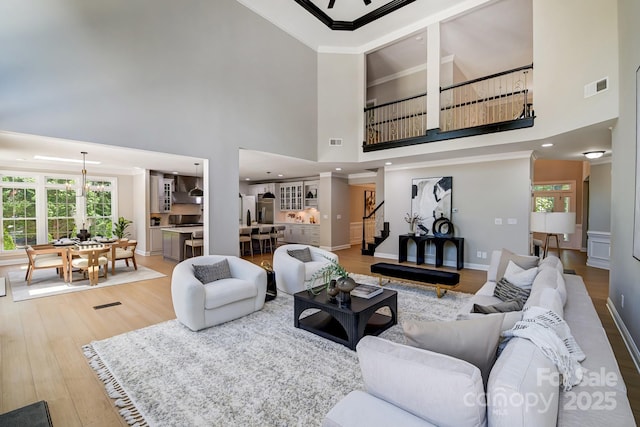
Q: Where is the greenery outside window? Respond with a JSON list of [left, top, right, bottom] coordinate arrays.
[[1, 171, 118, 252], [2, 175, 38, 250], [86, 180, 113, 237]]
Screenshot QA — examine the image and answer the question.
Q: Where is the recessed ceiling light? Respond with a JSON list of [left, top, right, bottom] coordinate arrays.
[[33, 155, 101, 165], [415, 36, 423, 41], [245, 178, 251, 181], [541, 143, 553, 147], [583, 150, 605, 159], [385, 161, 392, 165], [172, 171, 179, 175], [277, 174, 283, 177], [335, 167, 342, 171]]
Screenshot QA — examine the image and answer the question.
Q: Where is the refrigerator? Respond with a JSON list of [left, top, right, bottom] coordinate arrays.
[[256, 198, 275, 224], [240, 195, 256, 226]]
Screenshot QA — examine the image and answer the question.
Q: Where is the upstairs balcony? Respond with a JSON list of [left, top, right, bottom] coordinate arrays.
[[363, 64, 534, 152]]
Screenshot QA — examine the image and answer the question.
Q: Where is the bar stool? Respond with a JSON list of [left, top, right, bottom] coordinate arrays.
[[184, 230, 204, 259], [239, 227, 253, 257], [251, 225, 273, 254], [270, 225, 286, 248]]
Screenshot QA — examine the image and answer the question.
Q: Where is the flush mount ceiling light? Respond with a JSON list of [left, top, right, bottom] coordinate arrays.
[[583, 150, 605, 159], [541, 143, 553, 147]]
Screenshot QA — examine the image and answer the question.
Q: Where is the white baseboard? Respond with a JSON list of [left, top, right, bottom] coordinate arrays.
[[586, 258, 610, 270], [322, 244, 351, 252], [607, 298, 640, 374]]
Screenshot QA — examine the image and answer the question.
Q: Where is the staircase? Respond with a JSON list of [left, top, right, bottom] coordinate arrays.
[[360, 200, 389, 256], [361, 221, 389, 256]]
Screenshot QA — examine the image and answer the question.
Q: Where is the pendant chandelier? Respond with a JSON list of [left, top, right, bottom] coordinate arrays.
[[188, 162, 204, 197], [80, 151, 89, 197]]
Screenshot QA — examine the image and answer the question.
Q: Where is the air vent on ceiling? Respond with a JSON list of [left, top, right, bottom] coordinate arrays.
[[584, 77, 609, 98], [329, 138, 343, 147]]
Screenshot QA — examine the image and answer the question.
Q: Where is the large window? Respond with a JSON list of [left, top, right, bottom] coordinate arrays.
[[2, 175, 37, 250], [1, 171, 117, 252]]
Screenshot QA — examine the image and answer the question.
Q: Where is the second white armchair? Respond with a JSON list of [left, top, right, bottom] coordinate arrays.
[[273, 244, 339, 294]]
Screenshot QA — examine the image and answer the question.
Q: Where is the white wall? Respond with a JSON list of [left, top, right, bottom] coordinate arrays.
[[317, 53, 364, 164], [376, 154, 532, 268], [0, 0, 318, 256], [532, 0, 619, 136], [588, 161, 612, 233], [610, 0, 640, 362], [367, 70, 427, 105]]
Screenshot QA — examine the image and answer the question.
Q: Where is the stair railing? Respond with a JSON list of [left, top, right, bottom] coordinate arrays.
[[361, 201, 385, 252]]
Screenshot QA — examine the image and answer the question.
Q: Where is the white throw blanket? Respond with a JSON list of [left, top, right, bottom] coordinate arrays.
[[501, 306, 586, 391]]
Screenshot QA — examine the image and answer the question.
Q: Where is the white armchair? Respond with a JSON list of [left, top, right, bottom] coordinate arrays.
[[273, 244, 339, 294], [171, 255, 267, 331]]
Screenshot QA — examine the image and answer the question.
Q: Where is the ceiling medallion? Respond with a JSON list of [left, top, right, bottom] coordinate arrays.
[[294, 0, 416, 31]]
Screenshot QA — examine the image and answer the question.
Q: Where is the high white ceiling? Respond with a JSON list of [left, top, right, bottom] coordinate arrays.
[[0, 0, 612, 182]]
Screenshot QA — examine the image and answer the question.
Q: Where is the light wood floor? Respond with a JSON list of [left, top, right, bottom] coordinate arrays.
[[1, 247, 638, 425]]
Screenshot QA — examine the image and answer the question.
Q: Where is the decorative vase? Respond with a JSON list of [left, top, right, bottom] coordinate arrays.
[[77, 229, 91, 242], [335, 276, 357, 308], [246, 209, 251, 227], [326, 279, 339, 302]]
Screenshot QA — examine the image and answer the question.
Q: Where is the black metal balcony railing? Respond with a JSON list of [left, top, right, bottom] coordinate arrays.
[[440, 64, 533, 132], [364, 93, 427, 145], [363, 64, 534, 151]]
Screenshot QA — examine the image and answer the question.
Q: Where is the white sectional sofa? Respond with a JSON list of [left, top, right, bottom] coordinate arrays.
[[323, 250, 635, 427]]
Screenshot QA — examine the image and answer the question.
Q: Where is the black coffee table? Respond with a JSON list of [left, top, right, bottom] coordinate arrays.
[[293, 287, 398, 350]]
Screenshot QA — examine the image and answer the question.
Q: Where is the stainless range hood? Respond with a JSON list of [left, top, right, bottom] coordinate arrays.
[[172, 175, 203, 204]]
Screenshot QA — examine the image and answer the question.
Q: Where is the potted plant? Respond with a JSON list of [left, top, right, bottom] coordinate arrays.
[[306, 257, 357, 305], [113, 216, 133, 240]]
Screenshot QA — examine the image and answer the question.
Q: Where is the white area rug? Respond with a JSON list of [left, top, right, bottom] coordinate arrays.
[[8, 265, 166, 302], [84, 276, 472, 426]]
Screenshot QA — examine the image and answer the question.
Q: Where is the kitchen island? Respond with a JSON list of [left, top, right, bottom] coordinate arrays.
[[162, 227, 203, 262]]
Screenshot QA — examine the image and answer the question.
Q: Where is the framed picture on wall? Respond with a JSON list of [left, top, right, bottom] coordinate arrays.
[[411, 176, 452, 235], [633, 65, 640, 261], [364, 190, 376, 217]]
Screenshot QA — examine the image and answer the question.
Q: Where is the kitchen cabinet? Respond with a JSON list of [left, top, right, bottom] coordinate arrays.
[[162, 227, 202, 262], [162, 230, 181, 261], [249, 183, 276, 197], [150, 226, 172, 255], [150, 175, 173, 213], [281, 223, 320, 246], [304, 180, 319, 209], [161, 178, 173, 212], [279, 182, 303, 211]]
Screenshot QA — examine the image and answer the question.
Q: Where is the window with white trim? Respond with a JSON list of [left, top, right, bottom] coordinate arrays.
[[1, 171, 118, 252]]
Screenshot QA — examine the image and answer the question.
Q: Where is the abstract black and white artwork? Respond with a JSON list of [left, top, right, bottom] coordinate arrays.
[[411, 176, 452, 235]]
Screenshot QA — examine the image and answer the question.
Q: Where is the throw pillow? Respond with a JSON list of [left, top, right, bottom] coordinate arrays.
[[495, 248, 539, 284], [494, 277, 531, 306], [402, 314, 504, 388], [472, 299, 523, 314], [504, 260, 538, 289], [193, 259, 232, 284], [287, 247, 312, 263]]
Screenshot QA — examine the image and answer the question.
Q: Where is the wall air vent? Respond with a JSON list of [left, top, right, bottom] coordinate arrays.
[[584, 77, 609, 98], [329, 138, 343, 146]]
